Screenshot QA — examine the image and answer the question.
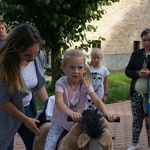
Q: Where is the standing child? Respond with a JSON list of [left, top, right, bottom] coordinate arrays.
[[89, 48, 110, 104], [44, 49, 114, 150]]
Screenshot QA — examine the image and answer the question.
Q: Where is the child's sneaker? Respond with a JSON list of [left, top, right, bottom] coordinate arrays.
[[127, 144, 140, 150]]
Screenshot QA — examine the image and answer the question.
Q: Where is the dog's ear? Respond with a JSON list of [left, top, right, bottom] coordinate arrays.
[[77, 133, 91, 148], [99, 128, 113, 146]]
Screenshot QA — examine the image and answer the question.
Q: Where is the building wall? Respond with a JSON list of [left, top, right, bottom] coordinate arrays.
[[85, 0, 150, 70]]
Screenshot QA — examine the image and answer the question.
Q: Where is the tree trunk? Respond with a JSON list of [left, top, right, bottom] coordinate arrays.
[[51, 46, 62, 92]]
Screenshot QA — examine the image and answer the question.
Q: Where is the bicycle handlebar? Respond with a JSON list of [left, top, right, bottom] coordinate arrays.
[[67, 116, 120, 123]]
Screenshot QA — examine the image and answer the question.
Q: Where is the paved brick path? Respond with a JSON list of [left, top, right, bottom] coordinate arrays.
[[107, 101, 147, 150], [14, 100, 148, 150]]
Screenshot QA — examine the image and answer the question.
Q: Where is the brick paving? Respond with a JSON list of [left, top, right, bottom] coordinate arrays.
[[14, 100, 148, 150], [107, 100, 147, 150]]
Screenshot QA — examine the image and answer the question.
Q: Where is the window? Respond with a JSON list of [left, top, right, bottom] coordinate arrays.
[[92, 40, 101, 48], [133, 41, 140, 51]]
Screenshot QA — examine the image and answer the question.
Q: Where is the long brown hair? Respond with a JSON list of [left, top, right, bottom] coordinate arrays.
[[0, 23, 43, 96]]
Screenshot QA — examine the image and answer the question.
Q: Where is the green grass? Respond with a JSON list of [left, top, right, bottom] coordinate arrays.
[[107, 71, 131, 104]]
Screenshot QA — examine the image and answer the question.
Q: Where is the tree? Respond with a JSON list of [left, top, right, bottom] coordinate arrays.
[[0, 0, 119, 92]]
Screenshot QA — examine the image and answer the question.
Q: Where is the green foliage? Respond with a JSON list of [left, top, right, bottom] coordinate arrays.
[[0, 0, 120, 91], [0, 0, 119, 51], [45, 80, 55, 96], [107, 71, 131, 104], [45, 68, 52, 76]]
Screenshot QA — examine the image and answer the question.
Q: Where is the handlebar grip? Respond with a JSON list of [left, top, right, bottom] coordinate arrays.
[[67, 116, 73, 121], [113, 116, 120, 123], [105, 116, 120, 123]]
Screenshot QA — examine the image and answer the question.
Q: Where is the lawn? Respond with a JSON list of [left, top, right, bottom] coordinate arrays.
[[107, 71, 131, 104]]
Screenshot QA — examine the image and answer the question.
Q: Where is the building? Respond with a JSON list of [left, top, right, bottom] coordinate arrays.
[[85, 0, 150, 70]]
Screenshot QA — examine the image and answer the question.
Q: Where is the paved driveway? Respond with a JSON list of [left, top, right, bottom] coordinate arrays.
[[14, 100, 148, 150]]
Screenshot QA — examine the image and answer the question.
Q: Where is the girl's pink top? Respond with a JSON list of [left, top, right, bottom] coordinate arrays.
[[51, 76, 94, 131]]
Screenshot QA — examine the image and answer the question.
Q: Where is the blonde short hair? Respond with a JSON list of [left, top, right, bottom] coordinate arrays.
[[91, 48, 103, 56]]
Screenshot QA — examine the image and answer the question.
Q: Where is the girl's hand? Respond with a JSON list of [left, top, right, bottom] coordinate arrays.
[[23, 117, 40, 136], [105, 113, 115, 122], [70, 112, 82, 122], [139, 68, 150, 78]]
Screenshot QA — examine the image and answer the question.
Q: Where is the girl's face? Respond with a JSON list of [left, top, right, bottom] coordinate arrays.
[[142, 33, 150, 51], [62, 57, 85, 83], [91, 53, 102, 67], [18, 43, 40, 63]]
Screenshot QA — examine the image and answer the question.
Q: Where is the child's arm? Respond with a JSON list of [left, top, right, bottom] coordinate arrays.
[[102, 77, 108, 103], [89, 91, 114, 122], [55, 91, 82, 122]]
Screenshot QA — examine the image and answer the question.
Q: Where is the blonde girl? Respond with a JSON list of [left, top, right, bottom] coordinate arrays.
[[89, 48, 110, 103], [44, 49, 114, 150]]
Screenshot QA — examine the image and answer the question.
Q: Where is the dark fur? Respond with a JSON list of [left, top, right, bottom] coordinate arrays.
[[82, 109, 105, 139]]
